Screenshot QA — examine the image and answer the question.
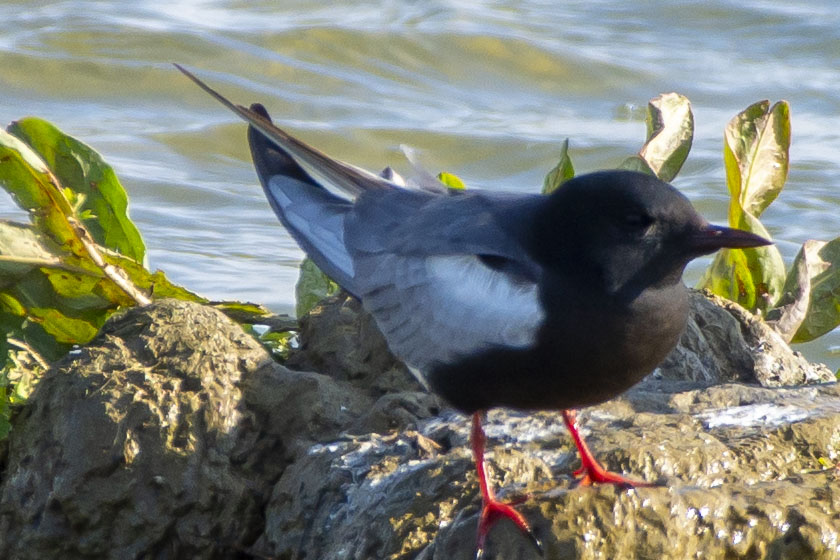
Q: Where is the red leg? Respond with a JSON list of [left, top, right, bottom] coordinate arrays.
[[561, 409, 654, 487], [471, 412, 543, 559]]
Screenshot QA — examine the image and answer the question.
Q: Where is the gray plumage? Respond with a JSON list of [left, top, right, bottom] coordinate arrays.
[[269, 166, 548, 373]]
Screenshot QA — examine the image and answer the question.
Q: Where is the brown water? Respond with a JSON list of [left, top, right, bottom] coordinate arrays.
[[2, 0, 839, 368]]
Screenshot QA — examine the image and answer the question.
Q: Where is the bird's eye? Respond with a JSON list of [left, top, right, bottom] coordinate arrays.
[[620, 212, 653, 231]]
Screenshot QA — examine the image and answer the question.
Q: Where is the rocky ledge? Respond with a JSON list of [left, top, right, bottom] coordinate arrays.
[[0, 292, 838, 559]]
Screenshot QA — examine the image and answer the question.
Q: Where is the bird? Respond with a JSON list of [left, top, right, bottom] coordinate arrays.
[[175, 64, 772, 558]]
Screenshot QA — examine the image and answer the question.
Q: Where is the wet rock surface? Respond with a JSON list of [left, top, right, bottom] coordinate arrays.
[[0, 292, 838, 559], [657, 291, 834, 386], [257, 383, 840, 560]]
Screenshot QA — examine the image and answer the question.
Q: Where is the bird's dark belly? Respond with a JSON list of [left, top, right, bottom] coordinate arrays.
[[428, 287, 689, 414]]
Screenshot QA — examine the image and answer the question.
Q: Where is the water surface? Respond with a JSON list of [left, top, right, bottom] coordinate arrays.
[[2, 0, 839, 366]]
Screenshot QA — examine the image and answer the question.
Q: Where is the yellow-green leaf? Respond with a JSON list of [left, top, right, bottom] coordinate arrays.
[[786, 238, 840, 343], [8, 117, 146, 263], [724, 101, 790, 219], [28, 307, 99, 344], [542, 139, 575, 194], [618, 154, 655, 176], [0, 221, 64, 281], [700, 100, 790, 312], [0, 293, 25, 317], [698, 212, 785, 312], [765, 239, 827, 342], [295, 257, 339, 318], [638, 93, 694, 182], [0, 130, 83, 255], [437, 172, 466, 190]]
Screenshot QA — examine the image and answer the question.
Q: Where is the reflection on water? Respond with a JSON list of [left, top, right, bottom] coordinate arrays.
[[1, 0, 839, 367]]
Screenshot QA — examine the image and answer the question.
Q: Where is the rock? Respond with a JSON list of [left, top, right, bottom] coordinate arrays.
[[1, 292, 838, 559], [0, 300, 413, 559], [256, 382, 840, 559], [0, 300, 262, 558], [253, 291, 840, 558], [655, 291, 833, 386]]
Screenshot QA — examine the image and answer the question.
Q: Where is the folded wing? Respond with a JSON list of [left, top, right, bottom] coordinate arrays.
[[175, 65, 547, 376], [345, 190, 546, 372]]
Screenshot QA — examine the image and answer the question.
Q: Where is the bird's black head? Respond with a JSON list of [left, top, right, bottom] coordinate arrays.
[[533, 170, 770, 299]]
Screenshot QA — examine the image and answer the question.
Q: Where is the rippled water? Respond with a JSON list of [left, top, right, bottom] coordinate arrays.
[[2, 0, 839, 366]]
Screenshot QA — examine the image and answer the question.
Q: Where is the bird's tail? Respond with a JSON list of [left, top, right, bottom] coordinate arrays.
[[174, 64, 398, 200], [174, 64, 378, 294]]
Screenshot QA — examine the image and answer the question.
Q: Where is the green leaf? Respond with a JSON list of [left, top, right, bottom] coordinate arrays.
[[28, 307, 99, 344], [10, 366, 38, 403], [212, 301, 270, 316], [437, 172, 466, 190], [542, 139, 575, 194], [699, 245, 755, 306], [0, 218, 201, 371], [0, 293, 25, 317], [0, 303, 29, 360], [211, 301, 274, 325], [7, 118, 146, 263], [698, 100, 790, 313], [765, 240, 826, 342], [8, 267, 111, 326], [780, 238, 840, 343], [698, 212, 785, 313], [2, 318, 71, 364], [0, 129, 84, 255], [0, 386, 10, 440], [259, 330, 294, 359], [724, 100, 790, 219], [0, 221, 64, 282], [0, 115, 228, 435], [42, 268, 115, 311], [637, 93, 694, 182], [102, 252, 205, 303], [618, 155, 655, 176], [295, 257, 340, 318]]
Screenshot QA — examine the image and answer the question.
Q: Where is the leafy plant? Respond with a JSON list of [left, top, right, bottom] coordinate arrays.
[[542, 139, 575, 195], [437, 171, 467, 191], [619, 92, 694, 182], [619, 97, 837, 345], [0, 117, 288, 437], [697, 101, 788, 315], [295, 258, 340, 318]]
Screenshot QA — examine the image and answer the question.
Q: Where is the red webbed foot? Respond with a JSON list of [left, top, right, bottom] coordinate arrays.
[[562, 409, 655, 488], [475, 495, 543, 559]]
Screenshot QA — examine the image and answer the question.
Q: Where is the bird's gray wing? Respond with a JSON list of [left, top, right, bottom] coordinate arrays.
[[175, 64, 546, 373], [242, 102, 359, 292], [262, 174, 358, 292], [345, 190, 547, 374]]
